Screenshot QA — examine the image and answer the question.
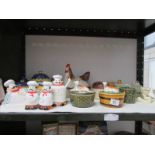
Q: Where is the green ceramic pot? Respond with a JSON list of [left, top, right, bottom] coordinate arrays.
[[70, 91, 95, 108], [119, 87, 136, 103]]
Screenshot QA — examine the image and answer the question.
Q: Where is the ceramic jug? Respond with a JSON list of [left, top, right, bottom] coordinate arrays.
[[51, 75, 71, 106]]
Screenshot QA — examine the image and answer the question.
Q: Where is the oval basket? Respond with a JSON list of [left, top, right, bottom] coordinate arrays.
[[99, 91, 125, 108]]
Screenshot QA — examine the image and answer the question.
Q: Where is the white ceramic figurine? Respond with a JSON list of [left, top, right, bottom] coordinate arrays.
[[51, 75, 71, 106], [3, 79, 23, 104], [39, 81, 53, 110], [25, 81, 39, 110]]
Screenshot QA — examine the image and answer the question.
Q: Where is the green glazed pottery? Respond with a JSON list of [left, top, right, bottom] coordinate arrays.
[[70, 91, 95, 108]]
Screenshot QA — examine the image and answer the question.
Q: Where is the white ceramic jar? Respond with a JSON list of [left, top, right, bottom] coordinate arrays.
[[25, 81, 39, 110], [51, 75, 71, 106], [39, 81, 53, 110]]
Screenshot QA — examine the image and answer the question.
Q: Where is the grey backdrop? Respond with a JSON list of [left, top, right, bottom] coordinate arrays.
[[26, 35, 137, 84]]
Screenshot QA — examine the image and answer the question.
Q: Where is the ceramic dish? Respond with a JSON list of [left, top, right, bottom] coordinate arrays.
[[70, 91, 95, 108]]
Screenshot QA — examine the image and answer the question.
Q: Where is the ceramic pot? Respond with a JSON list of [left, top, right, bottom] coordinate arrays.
[[70, 91, 95, 108], [119, 87, 136, 103]]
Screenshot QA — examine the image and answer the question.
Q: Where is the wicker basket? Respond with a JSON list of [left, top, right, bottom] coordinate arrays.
[[70, 91, 95, 108], [99, 91, 125, 108]]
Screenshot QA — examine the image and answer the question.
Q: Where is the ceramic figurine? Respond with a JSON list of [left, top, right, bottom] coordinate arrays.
[[39, 81, 54, 110], [136, 87, 155, 103], [64, 64, 90, 89], [3, 79, 23, 104], [51, 75, 71, 106], [4, 79, 20, 93], [25, 81, 39, 110], [71, 81, 90, 92]]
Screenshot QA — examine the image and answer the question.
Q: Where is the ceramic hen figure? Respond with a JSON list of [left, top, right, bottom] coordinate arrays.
[[25, 81, 39, 110], [71, 81, 90, 92], [64, 64, 90, 89], [39, 81, 54, 110], [51, 75, 71, 106]]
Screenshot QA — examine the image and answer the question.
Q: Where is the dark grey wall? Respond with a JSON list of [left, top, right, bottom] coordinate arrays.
[[0, 19, 145, 85], [0, 20, 25, 82]]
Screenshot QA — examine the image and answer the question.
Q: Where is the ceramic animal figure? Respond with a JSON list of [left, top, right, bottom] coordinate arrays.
[[64, 64, 90, 89], [25, 81, 39, 110], [71, 81, 90, 92], [3, 79, 23, 104], [136, 87, 155, 103], [39, 81, 53, 110], [51, 75, 71, 106]]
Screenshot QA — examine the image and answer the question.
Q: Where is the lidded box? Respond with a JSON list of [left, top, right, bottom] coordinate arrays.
[[99, 87, 125, 108]]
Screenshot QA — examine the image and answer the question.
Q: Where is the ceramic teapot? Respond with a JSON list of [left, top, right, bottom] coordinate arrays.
[[51, 75, 71, 106]]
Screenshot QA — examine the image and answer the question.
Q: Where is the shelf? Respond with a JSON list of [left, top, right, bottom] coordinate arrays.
[[1, 102, 155, 121]]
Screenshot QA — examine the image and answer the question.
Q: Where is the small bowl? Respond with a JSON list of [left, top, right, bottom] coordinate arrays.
[[70, 91, 95, 108]]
